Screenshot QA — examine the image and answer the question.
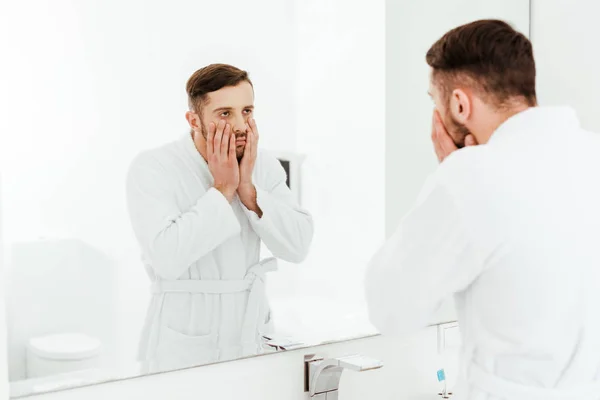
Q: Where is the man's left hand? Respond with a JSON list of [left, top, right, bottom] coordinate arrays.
[[238, 118, 263, 217], [239, 118, 259, 185]]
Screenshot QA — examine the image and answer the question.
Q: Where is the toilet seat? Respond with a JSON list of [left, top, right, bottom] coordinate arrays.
[[28, 333, 101, 361]]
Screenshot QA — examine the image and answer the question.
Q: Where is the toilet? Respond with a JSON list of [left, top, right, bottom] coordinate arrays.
[[26, 333, 102, 379]]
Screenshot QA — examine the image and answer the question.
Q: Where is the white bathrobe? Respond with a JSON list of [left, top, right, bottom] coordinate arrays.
[[365, 107, 600, 400], [126, 133, 313, 372]]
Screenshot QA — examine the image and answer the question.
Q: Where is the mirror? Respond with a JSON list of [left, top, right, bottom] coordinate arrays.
[[0, 0, 530, 397], [1, 0, 384, 397]]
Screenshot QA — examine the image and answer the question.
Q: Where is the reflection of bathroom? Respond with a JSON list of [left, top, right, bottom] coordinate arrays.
[[265, 153, 383, 345], [5, 238, 118, 381], [2, 147, 372, 384], [1, 0, 387, 388]]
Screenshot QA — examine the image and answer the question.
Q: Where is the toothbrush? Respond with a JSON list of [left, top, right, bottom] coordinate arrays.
[[437, 369, 450, 398]]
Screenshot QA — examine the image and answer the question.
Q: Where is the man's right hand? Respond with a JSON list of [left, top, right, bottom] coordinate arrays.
[[206, 120, 239, 202], [431, 109, 476, 163]]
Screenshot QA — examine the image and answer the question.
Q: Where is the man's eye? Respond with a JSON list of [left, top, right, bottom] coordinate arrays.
[[243, 109, 253, 114], [220, 111, 230, 117]]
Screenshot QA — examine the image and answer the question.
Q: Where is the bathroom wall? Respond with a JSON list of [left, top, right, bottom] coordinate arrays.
[[531, 0, 600, 133]]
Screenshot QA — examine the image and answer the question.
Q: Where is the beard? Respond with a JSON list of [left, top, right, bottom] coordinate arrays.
[[234, 139, 246, 161], [200, 121, 246, 160]]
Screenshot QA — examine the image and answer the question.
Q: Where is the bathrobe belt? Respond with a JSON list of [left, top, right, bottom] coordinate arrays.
[[151, 257, 278, 355]]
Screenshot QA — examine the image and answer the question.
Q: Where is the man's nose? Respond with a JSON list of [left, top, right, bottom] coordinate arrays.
[[233, 115, 248, 134]]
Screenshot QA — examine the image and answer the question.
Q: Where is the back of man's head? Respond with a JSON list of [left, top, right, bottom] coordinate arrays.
[[426, 19, 536, 109]]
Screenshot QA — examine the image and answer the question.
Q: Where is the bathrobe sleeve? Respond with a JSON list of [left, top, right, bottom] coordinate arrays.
[[126, 153, 241, 280], [241, 152, 314, 263], [364, 172, 487, 336]]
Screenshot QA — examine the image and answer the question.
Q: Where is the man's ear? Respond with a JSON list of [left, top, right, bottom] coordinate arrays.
[[450, 88, 472, 124], [185, 111, 198, 129]]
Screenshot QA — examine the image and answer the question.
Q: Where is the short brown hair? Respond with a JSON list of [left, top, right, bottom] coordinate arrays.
[[186, 63, 252, 112], [426, 19, 536, 107]]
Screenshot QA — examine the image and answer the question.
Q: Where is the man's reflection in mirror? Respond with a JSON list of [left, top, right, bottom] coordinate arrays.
[[126, 64, 314, 372]]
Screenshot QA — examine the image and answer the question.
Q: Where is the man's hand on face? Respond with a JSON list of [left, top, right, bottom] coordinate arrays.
[[206, 120, 240, 202], [237, 118, 262, 217], [431, 109, 476, 163], [238, 117, 259, 188]]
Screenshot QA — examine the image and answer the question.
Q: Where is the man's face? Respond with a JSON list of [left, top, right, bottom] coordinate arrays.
[[199, 81, 255, 160], [428, 78, 472, 148]]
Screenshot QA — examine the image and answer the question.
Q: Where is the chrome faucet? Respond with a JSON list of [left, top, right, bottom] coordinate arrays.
[[305, 354, 384, 399]]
